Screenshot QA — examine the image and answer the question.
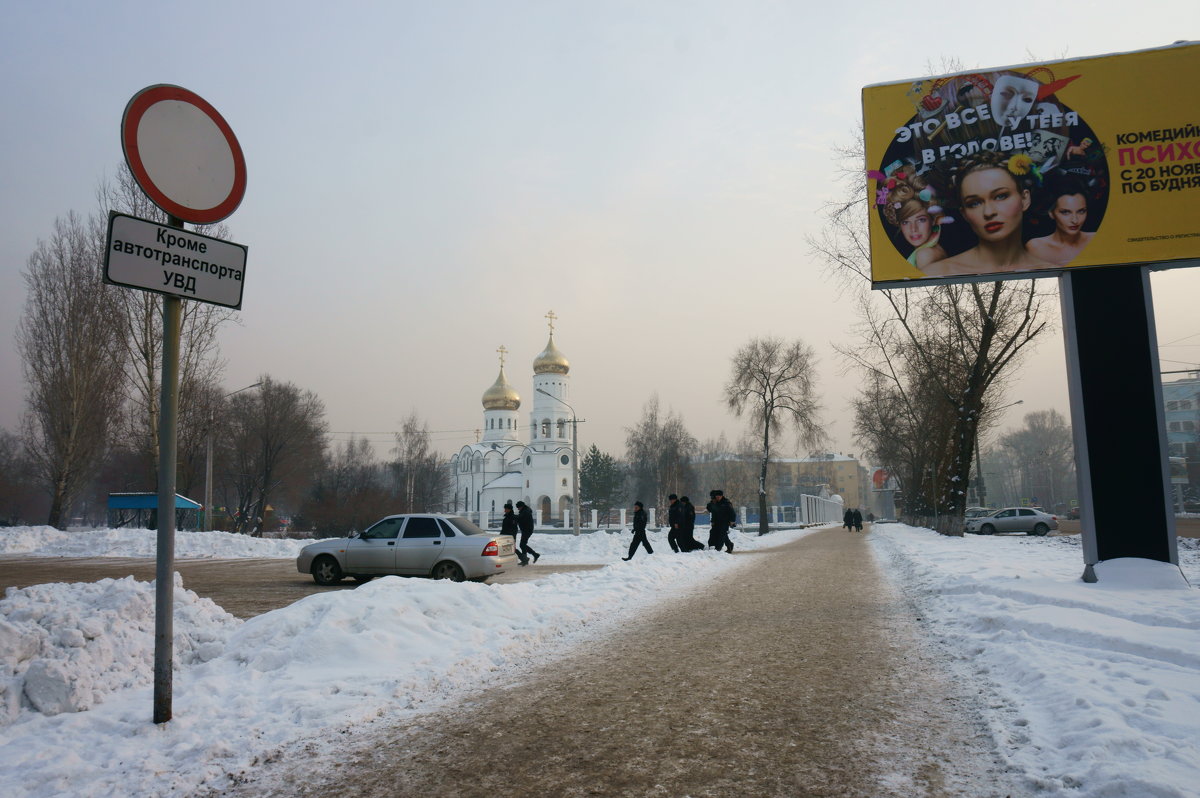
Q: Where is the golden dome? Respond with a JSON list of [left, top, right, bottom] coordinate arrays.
[[533, 334, 570, 375], [482, 367, 521, 410]]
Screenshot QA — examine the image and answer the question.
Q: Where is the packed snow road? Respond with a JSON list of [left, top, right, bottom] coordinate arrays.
[[216, 527, 1019, 798]]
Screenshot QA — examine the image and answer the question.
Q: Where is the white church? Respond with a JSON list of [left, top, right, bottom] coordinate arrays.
[[448, 313, 579, 525]]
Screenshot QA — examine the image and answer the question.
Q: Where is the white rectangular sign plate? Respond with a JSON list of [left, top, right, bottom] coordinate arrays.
[[104, 212, 248, 309]]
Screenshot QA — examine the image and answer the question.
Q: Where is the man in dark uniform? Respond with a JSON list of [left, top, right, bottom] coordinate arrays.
[[707, 489, 735, 554], [666, 494, 683, 553], [680, 496, 702, 551], [515, 500, 539, 565], [623, 501, 653, 560], [501, 502, 524, 565]]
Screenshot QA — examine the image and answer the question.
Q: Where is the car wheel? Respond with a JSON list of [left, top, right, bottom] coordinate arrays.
[[312, 555, 344, 586], [431, 561, 465, 582], [980, 524, 995, 535], [1032, 523, 1049, 536]]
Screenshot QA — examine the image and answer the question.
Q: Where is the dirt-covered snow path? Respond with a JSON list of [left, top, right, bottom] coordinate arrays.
[[225, 527, 1022, 797]]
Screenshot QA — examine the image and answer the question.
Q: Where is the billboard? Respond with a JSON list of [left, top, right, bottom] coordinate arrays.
[[864, 42, 1200, 288]]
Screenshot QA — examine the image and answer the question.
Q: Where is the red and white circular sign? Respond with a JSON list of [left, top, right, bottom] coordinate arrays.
[[121, 85, 247, 225]]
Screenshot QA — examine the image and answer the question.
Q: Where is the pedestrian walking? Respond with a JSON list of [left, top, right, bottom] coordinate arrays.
[[679, 496, 703, 551], [843, 507, 854, 532], [706, 489, 736, 554], [515, 500, 540, 565], [623, 501, 653, 560], [852, 508, 863, 533], [667, 494, 683, 553], [501, 502, 522, 563]]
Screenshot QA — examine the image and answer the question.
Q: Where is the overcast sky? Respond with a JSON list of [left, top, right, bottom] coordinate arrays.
[[2, 1, 1198, 464]]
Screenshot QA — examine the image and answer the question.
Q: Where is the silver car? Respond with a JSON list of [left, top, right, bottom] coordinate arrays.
[[965, 507, 1059, 536], [296, 514, 517, 585]]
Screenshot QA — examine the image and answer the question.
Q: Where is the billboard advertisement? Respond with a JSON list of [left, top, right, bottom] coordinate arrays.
[[863, 42, 1200, 288]]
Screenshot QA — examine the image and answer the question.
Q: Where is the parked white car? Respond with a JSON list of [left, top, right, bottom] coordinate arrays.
[[965, 507, 1059, 536], [296, 514, 517, 584]]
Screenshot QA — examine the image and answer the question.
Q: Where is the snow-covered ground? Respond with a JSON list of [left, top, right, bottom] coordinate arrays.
[[0, 523, 1197, 797], [870, 525, 1200, 798]]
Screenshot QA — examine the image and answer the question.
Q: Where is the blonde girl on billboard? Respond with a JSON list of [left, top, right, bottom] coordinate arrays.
[[881, 170, 947, 270], [1025, 175, 1095, 266], [921, 150, 1052, 277]]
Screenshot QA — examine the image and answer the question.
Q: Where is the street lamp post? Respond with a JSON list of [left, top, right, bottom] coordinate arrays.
[[205, 382, 261, 532], [536, 388, 580, 536]]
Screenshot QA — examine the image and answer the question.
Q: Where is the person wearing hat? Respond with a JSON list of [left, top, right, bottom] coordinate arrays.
[[622, 501, 653, 560], [501, 502, 524, 564], [666, 494, 683, 553], [515, 500, 539, 565], [706, 489, 736, 554]]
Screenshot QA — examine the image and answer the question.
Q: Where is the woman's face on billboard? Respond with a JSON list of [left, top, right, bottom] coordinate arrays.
[[899, 210, 933, 246], [960, 168, 1029, 242], [991, 75, 1039, 128], [1051, 193, 1088, 235]]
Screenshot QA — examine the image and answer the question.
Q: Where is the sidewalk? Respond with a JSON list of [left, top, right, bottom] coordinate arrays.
[[241, 528, 1020, 797]]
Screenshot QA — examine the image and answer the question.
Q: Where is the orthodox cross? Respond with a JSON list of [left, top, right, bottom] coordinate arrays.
[[545, 309, 557, 334], [496, 344, 508, 368]]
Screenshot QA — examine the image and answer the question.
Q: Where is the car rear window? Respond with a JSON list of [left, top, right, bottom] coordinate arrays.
[[403, 517, 441, 539], [446, 516, 488, 536]]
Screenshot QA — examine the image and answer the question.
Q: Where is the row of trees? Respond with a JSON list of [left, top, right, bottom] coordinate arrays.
[[4, 167, 451, 533]]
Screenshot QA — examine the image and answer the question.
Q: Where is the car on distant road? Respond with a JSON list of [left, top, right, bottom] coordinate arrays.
[[296, 514, 518, 585], [965, 507, 1059, 536]]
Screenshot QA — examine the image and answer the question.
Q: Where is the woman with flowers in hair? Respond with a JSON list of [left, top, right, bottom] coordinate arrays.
[[922, 150, 1052, 277], [881, 169, 947, 270]]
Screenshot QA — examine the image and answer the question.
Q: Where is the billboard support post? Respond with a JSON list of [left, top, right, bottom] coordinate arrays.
[[1060, 265, 1178, 582]]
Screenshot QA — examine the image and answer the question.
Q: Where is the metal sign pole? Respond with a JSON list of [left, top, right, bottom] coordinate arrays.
[[153, 214, 184, 724]]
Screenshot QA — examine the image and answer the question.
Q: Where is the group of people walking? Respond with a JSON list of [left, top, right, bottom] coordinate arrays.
[[500, 500, 540, 566], [842, 507, 864, 533], [623, 490, 737, 561]]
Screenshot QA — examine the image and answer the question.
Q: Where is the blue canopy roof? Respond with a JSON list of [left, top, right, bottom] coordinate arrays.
[[107, 493, 202, 510]]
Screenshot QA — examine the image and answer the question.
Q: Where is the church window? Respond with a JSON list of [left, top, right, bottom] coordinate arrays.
[[560, 454, 569, 465], [541, 419, 550, 437], [556, 419, 566, 437], [562, 478, 567, 487]]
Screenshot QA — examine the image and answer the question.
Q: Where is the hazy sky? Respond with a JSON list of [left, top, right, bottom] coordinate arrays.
[[2, 2, 1199, 465]]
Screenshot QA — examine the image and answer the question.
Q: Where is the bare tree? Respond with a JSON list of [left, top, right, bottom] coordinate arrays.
[[999, 409, 1075, 510], [17, 213, 127, 528], [624, 395, 697, 518], [223, 376, 327, 535], [97, 166, 235, 487], [301, 436, 393, 535], [809, 129, 1053, 534], [392, 413, 450, 512], [725, 337, 825, 534]]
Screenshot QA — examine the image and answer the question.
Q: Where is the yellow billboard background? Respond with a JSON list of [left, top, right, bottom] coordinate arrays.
[[864, 42, 1200, 287]]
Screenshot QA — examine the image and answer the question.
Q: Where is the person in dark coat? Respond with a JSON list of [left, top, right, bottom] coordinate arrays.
[[515, 500, 539, 565], [679, 496, 703, 551], [851, 508, 863, 533], [666, 494, 683, 553], [500, 502, 523, 564], [706, 490, 735, 553], [623, 501, 653, 560], [843, 507, 854, 532]]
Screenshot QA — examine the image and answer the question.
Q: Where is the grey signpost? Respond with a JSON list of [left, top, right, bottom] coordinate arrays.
[[113, 84, 247, 724]]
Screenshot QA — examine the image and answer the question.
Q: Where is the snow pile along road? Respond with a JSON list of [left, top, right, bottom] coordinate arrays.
[[0, 574, 239, 725], [870, 525, 1200, 797], [0, 526, 316, 559]]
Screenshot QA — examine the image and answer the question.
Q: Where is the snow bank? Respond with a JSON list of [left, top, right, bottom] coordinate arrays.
[[0, 575, 239, 725], [0, 526, 317, 559], [870, 526, 1200, 798]]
